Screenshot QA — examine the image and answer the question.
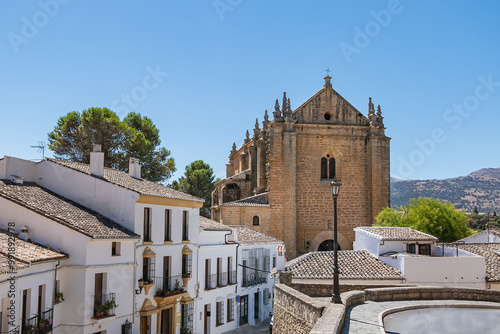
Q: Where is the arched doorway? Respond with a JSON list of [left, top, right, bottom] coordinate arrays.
[[318, 239, 341, 251]]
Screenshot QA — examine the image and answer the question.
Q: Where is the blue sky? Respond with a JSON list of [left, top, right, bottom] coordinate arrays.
[[1, 0, 499, 182]]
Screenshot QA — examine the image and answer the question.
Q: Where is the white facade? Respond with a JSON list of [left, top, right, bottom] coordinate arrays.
[[460, 229, 500, 243], [354, 227, 487, 288]]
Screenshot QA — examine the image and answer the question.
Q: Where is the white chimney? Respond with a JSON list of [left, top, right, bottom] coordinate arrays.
[[90, 144, 104, 177], [20, 225, 30, 241], [10, 175, 24, 184], [129, 157, 141, 179]]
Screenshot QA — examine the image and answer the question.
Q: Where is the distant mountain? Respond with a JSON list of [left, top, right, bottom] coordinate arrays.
[[391, 168, 500, 213]]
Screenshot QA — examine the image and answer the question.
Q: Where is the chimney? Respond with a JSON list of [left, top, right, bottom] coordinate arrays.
[[90, 144, 104, 177], [129, 157, 141, 179], [10, 175, 24, 184], [20, 225, 30, 241]]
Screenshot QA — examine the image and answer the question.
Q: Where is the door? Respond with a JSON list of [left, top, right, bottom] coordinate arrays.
[[22, 290, 28, 331], [94, 273, 103, 316], [240, 295, 248, 325], [140, 316, 148, 334], [163, 256, 170, 289], [160, 308, 171, 334], [204, 304, 210, 334], [254, 291, 259, 319]]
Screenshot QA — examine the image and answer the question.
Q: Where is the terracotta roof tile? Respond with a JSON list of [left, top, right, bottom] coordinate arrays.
[[0, 230, 67, 274], [228, 225, 283, 245], [199, 217, 232, 231], [356, 227, 437, 241], [219, 193, 269, 207], [47, 159, 203, 202], [286, 250, 404, 280], [0, 180, 138, 239]]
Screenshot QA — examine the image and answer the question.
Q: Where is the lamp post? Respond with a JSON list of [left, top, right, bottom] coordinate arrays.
[[330, 178, 342, 304]]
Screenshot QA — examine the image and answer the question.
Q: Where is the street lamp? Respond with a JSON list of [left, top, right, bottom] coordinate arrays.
[[330, 178, 342, 304]]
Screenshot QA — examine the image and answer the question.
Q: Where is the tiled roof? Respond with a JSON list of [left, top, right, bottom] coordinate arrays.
[[219, 193, 269, 207], [228, 225, 283, 245], [356, 227, 437, 241], [452, 243, 500, 282], [47, 159, 203, 202], [285, 250, 404, 280], [0, 180, 138, 239], [199, 217, 232, 231], [0, 230, 67, 274]]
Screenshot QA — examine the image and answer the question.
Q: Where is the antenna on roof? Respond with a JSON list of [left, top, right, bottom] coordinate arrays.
[[30, 141, 46, 160]]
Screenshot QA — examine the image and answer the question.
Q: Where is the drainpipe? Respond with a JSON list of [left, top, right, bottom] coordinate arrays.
[[133, 239, 140, 324], [52, 260, 60, 319]]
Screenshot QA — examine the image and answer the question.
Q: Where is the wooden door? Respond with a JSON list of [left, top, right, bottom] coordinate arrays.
[[240, 295, 248, 325]]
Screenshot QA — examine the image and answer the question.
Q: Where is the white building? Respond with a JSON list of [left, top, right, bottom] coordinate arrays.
[[0, 230, 67, 333], [459, 228, 500, 243], [354, 227, 486, 288]]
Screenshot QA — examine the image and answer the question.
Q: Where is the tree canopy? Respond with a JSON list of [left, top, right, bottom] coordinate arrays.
[[48, 107, 175, 183], [172, 160, 220, 218], [375, 197, 473, 242]]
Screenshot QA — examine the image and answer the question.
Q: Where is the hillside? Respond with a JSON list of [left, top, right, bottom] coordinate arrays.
[[391, 168, 500, 213]]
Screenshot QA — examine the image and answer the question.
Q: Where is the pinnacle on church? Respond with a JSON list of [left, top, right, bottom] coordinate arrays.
[[282, 92, 288, 112], [230, 142, 237, 155], [273, 99, 282, 120], [253, 118, 261, 138], [254, 118, 260, 130], [368, 97, 375, 115], [287, 98, 291, 111], [244, 130, 250, 144], [377, 105, 382, 117], [264, 110, 269, 122]]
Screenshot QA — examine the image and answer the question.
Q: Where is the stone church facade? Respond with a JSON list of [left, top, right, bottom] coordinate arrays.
[[211, 76, 390, 258]]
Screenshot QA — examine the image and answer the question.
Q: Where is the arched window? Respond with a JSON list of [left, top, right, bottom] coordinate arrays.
[[321, 156, 336, 180], [321, 158, 328, 179], [253, 216, 260, 226]]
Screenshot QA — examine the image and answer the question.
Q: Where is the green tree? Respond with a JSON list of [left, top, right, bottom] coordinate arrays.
[[172, 160, 220, 218], [48, 108, 175, 183], [375, 197, 473, 242]]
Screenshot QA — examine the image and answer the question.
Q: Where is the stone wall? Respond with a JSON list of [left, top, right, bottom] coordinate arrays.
[[273, 284, 329, 334], [290, 282, 408, 297]]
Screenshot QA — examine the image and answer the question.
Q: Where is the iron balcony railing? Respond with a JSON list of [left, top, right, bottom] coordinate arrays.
[[8, 326, 19, 334], [217, 272, 228, 287], [22, 308, 53, 334], [228, 270, 237, 284], [242, 272, 267, 287], [93, 292, 116, 318], [205, 274, 217, 290], [155, 275, 184, 297]]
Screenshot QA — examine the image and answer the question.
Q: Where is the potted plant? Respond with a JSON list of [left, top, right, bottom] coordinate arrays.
[[96, 304, 106, 317], [104, 297, 119, 315], [55, 292, 64, 303]]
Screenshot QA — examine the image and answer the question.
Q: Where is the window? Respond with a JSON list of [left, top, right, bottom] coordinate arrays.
[[273, 256, 276, 268], [320, 155, 336, 179], [142, 257, 155, 283], [408, 243, 416, 254], [182, 211, 189, 241], [112, 242, 121, 256], [263, 288, 270, 305], [164, 209, 171, 242], [227, 298, 234, 322], [228, 256, 236, 284], [419, 244, 431, 255], [216, 301, 224, 326], [182, 253, 192, 278], [253, 216, 260, 226], [181, 303, 194, 332], [143, 208, 152, 242]]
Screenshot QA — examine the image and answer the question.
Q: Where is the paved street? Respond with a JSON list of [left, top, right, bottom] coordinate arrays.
[[224, 318, 271, 334]]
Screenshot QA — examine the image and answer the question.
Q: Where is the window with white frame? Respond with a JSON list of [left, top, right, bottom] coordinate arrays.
[[227, 298, 234, 322], [216, 301, 224, 326]]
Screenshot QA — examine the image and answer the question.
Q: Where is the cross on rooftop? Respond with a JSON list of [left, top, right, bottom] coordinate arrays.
[[325, 68, 331, 76]]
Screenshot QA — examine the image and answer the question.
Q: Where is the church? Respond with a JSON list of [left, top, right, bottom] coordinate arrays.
[[211, 75, 390, 258]]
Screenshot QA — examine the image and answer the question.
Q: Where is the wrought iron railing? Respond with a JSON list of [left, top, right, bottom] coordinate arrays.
[[205, 274, 216, 289], [155, 275, 184, 297], [93, 292, 117, 318], [228, 270, 237, 284], [8, 326, 19, 334], [242, 272, 267, 287], [21, 308, 53, 334], [217, 272, 228, 287]]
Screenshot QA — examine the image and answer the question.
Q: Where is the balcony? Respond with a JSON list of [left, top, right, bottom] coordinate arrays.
[[242, 273, 267, 287], [8, 327, 19, 334], [93, 293, 117, 319], [217, 272, 228, 287], [22, 308, 53, 334], [205, 274, 216, 290], [228, 270, 237, 285], [154, 275, 187, 307]]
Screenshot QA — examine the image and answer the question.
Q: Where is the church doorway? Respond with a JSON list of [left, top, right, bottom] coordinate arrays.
[[318, 240, 340, 251]]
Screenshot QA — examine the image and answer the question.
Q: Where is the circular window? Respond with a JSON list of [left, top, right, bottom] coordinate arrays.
[[324, 112, 331, 120]]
